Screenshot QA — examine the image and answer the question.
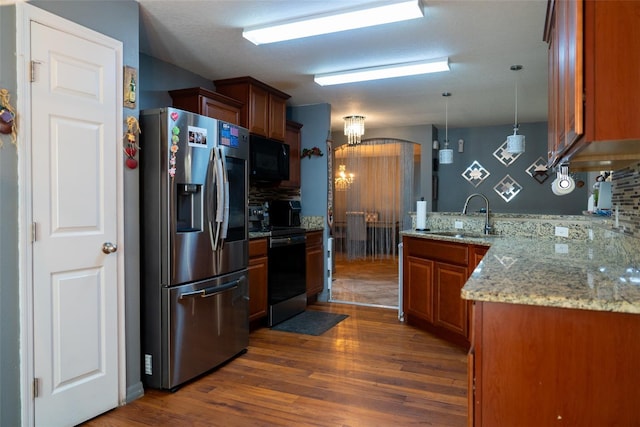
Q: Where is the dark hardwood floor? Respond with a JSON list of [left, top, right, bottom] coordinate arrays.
[[82, 303, 468, 427]]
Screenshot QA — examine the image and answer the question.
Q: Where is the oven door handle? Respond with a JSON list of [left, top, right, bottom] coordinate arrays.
[[178, 280, 240, 300], [270, 235, 307, 248]]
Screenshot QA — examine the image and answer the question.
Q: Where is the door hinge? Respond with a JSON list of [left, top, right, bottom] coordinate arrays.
[[30, 60, 41, 83], [33, 378, 40, 398], [31, 222, 37, 243]]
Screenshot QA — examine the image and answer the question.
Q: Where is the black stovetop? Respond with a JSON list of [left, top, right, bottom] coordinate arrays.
[[249, 226, 306, 237]]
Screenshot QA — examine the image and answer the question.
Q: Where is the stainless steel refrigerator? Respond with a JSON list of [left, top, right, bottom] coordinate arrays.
[[139, 107, 249, 390]]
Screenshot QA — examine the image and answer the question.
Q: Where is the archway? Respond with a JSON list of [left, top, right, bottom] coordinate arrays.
[[330, 138, 421, 307]]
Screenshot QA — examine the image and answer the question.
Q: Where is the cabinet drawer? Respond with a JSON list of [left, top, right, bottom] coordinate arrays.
[[404, 237, 468, 266], [249, 238, 268, 258]]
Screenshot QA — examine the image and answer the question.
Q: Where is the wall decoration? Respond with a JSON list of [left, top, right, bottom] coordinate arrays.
[[526, 156, 550, 184], [124, 66, 137, 109], [494, 174, 522, 202], [123, 116, 141, 169], [301, 146, 324, 158], [462, 160, 490, 187], [493, 140, 522, 166], [0, 88, 17, 146]]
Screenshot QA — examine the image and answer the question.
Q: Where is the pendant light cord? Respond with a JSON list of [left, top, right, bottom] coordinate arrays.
[[442, 92, 451, 147], [514, 76, 518, 128], [439, 92, 453, 164], [510, 64, 522, 130]]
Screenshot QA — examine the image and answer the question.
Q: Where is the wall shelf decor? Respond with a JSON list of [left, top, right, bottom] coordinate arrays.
[[462, 160, 490, 187], [493, 140, 522, 166], [124, 66, 137, 109], [494, 174, 522, 202], [526, 156, 550, 184]]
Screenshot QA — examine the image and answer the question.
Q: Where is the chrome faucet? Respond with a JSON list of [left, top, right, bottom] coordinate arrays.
[[462, 193, 492, 235]]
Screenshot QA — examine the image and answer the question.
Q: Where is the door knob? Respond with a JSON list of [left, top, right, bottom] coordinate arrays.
[[102, 242, 118, 254]]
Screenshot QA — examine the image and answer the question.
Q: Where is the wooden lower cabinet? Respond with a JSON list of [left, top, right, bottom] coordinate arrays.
[[305, 231, 324, 301], [248, 238, 268, 323], [433, 262, 469, 338], [469, 301, 640, 426], [403, 237, 488, 348]]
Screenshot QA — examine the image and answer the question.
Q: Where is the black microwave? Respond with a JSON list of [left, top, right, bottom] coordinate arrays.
[[249, 135, 290, 182]]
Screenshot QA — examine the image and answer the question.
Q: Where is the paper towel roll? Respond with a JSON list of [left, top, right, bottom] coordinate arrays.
[[416, 200, 427, 230]]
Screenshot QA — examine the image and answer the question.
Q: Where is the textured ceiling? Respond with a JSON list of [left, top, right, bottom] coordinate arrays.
[[138, 0, 549, 134]]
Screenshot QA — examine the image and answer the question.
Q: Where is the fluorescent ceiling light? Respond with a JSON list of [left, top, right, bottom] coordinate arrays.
[[314, 57, 450, 86], [243, 0, 424, 45]]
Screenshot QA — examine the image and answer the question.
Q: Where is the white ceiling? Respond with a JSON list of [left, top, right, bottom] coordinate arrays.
[[138, 0, 549, 134]]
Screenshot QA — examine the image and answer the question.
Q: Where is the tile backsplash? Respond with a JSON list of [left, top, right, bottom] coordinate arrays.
[[612, 162, 640, 237]]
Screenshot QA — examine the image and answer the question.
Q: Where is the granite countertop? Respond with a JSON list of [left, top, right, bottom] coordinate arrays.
[[401, 229, 640, 314]]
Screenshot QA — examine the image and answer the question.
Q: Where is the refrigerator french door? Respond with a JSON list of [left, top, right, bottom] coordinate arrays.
[[140, 108, 249, 390]]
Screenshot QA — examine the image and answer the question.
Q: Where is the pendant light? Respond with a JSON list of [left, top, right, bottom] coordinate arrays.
[[506, 65, 525, 154], [438, 92, 453, 164]]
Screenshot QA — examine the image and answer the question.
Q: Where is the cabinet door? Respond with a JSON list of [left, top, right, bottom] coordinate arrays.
[[564, 0, 583, 147], [249, 85, 269, 137], [305, 231, 324, 298], [471, 245, 488, 270], [169, 87, 243, 125], [201, 96, 241, 125], [546, 0, 582, 164], [268, 94, 287, 141], [404, 255, 434, 323], [434, 262, 469, 336], [547, 11, 559, 164], [280, 121, 302, 189], [248, 239, 268, 322]]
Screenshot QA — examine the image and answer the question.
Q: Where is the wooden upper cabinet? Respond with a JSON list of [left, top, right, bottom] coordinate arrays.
[[280, 120, 302, 189], [213, 76, 291, 142], [168, 87, 243, 125], [269, 95, 287, 141], [545, 0, 640, 171]]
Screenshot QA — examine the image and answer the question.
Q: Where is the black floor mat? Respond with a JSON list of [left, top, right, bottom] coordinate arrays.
[[271, 310, 348, 336]]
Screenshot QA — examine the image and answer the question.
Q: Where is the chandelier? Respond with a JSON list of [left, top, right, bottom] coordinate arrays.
[[335, 164, 354, 191], [344, 115, 365, 145]]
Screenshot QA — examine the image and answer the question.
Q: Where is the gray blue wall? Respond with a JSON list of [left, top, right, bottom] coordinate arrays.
[[139, 53, 214, 110], [333, 121, 587, 215], [0, 4, 20, 426], [288, 104, 332, 300], [435, 121, 587, 214]]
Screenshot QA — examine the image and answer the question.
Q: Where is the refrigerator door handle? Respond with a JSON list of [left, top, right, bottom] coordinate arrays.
[[219, 147, 230, 242], [207, 148, 216, 251], [212, 146, 225, 250], [178, 280, 240, 299]]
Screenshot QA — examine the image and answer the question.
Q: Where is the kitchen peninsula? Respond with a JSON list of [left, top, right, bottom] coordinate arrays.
[[402, 214, 640, 426]]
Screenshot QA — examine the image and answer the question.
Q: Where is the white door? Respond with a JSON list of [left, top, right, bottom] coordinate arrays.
[[30, 16, 122, 427]]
